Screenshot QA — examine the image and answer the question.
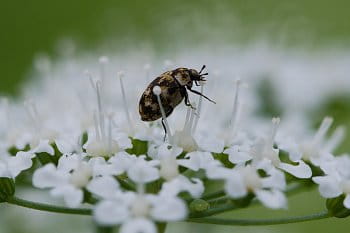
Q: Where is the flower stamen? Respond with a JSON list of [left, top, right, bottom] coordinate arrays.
[[153, 86, 173, 143], [118, 71, 134, 135]]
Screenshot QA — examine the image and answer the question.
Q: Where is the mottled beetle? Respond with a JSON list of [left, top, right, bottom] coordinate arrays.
[[139, 65, 215, 128]]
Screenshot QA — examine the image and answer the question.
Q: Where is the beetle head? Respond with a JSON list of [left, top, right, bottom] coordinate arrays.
[[189, 65, 208, 82]]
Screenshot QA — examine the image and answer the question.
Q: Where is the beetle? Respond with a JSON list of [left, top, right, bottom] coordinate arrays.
[[138, 65, 215, 125]]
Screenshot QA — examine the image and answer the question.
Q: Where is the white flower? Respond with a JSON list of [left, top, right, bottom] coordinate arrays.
[[87, 176, 121, 199], [210, 165, 287, 209], [177, 151, 221, 172], [173, 129, 198, 153], [0, 152, 33, 178], [33, 153, 97, 207], [55, 134, 85, 155], [92, 152, 139, 177], [17, 139, 55, 159], [313, 155, 350, 208], [283, 117, 344, 166], [93, 191, 187, 232], [127, 157, 159, 184], [224, 143, 252, 164], [85, 130, 132, 158], [160, 175, 204, 198], [172, 111, 199, 152], [196, 132, 225, 153], [230, 118, 312, 179], [149, 143, 182, 181]]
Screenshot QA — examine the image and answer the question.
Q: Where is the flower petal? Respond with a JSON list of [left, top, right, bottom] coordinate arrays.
[[278, 160, 312, 178], [157, 143, 183, 160], [224, 173, 247, 198], [94, 200, 130, 225], [344, 194, 350, 209], [87, 176, 120, 199], [149, 196, 187, 221], [55, 138, 77, 155], [255, 189, 287, 209], [312, 176, 342, 198], [261, 169, 286, 190], [160, 176, 204, 198], [33, 164, 69, 188], [109, 152, 137, 175], [127, 160, 159, 184], [115, 133, 132, 149], [197, 134, 224, 153], [225, 145, 252, 164], [34, 140, 55, 155], [178, 151, 219, 171], [120, 218, 156, 233], [57, 154, 82, 173], [51, 185, 83, 208], [7, 152, 33, 178], [0, 162, 9, 178]]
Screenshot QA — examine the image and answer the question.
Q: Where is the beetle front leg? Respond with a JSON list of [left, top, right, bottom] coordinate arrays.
[[186, 86, 216, 104]]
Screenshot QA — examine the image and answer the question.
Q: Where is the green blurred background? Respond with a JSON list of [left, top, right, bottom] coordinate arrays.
[[2, 0, 350, 95], [1, 0, 350, 232]]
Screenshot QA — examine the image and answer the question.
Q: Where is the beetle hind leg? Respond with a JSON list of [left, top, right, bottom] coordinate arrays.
[[161, 119, 167, 142], [184, 90, 196, 110]]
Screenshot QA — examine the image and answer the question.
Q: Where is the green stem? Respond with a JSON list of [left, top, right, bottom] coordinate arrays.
[[95, 225, 115, 233], [186, 190, 226, 203], [156, 223, 167, 233], [190, 182, 311, 218], [6, 196, 92, 215], [207, 196, 230, 206], [214, 182, 309, 208], [188, 211, 331, 226], [202, 190, 226, 200], [189, 203, 237, 218]]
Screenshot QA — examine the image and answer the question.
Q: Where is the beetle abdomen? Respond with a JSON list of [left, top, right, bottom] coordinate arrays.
[[139, 74, 185, 121]]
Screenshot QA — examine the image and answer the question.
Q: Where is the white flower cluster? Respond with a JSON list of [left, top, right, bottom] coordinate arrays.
[[0, 49, 349, 233]]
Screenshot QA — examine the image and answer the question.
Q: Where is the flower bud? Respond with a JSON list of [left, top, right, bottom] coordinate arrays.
[[326, 195, 350, 218], [0, 177, 15, 202], [190, 199, 210, 212]]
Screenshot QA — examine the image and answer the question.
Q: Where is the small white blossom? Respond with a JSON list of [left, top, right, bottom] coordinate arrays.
[[210, 165, 287, 209], [313, 155, 350, 208], [93, 191, 187, 232], [0, 153, 33, 178], [33, 153, 98, 207], [127, 157, 159, 184]]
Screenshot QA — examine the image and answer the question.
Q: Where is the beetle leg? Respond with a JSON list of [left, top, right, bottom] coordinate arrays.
[[184, 90, 196, 110], [194, 80, 200, 86], [161, 119, 167, 141], [186, 86, 216, 104], [184, 91, 190, 105]]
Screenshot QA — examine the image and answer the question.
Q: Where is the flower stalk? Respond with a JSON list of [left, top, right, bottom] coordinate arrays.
[[187, 211, 331, 226]]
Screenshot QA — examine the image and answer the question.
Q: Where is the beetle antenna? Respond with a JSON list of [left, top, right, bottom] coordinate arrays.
[[199, 65, 206, 74]]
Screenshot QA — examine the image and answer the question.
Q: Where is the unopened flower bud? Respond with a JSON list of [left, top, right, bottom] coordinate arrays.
[[0, 178, 15, 202], [190, 199, 210, 212], [326, 195, 350, 218]]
